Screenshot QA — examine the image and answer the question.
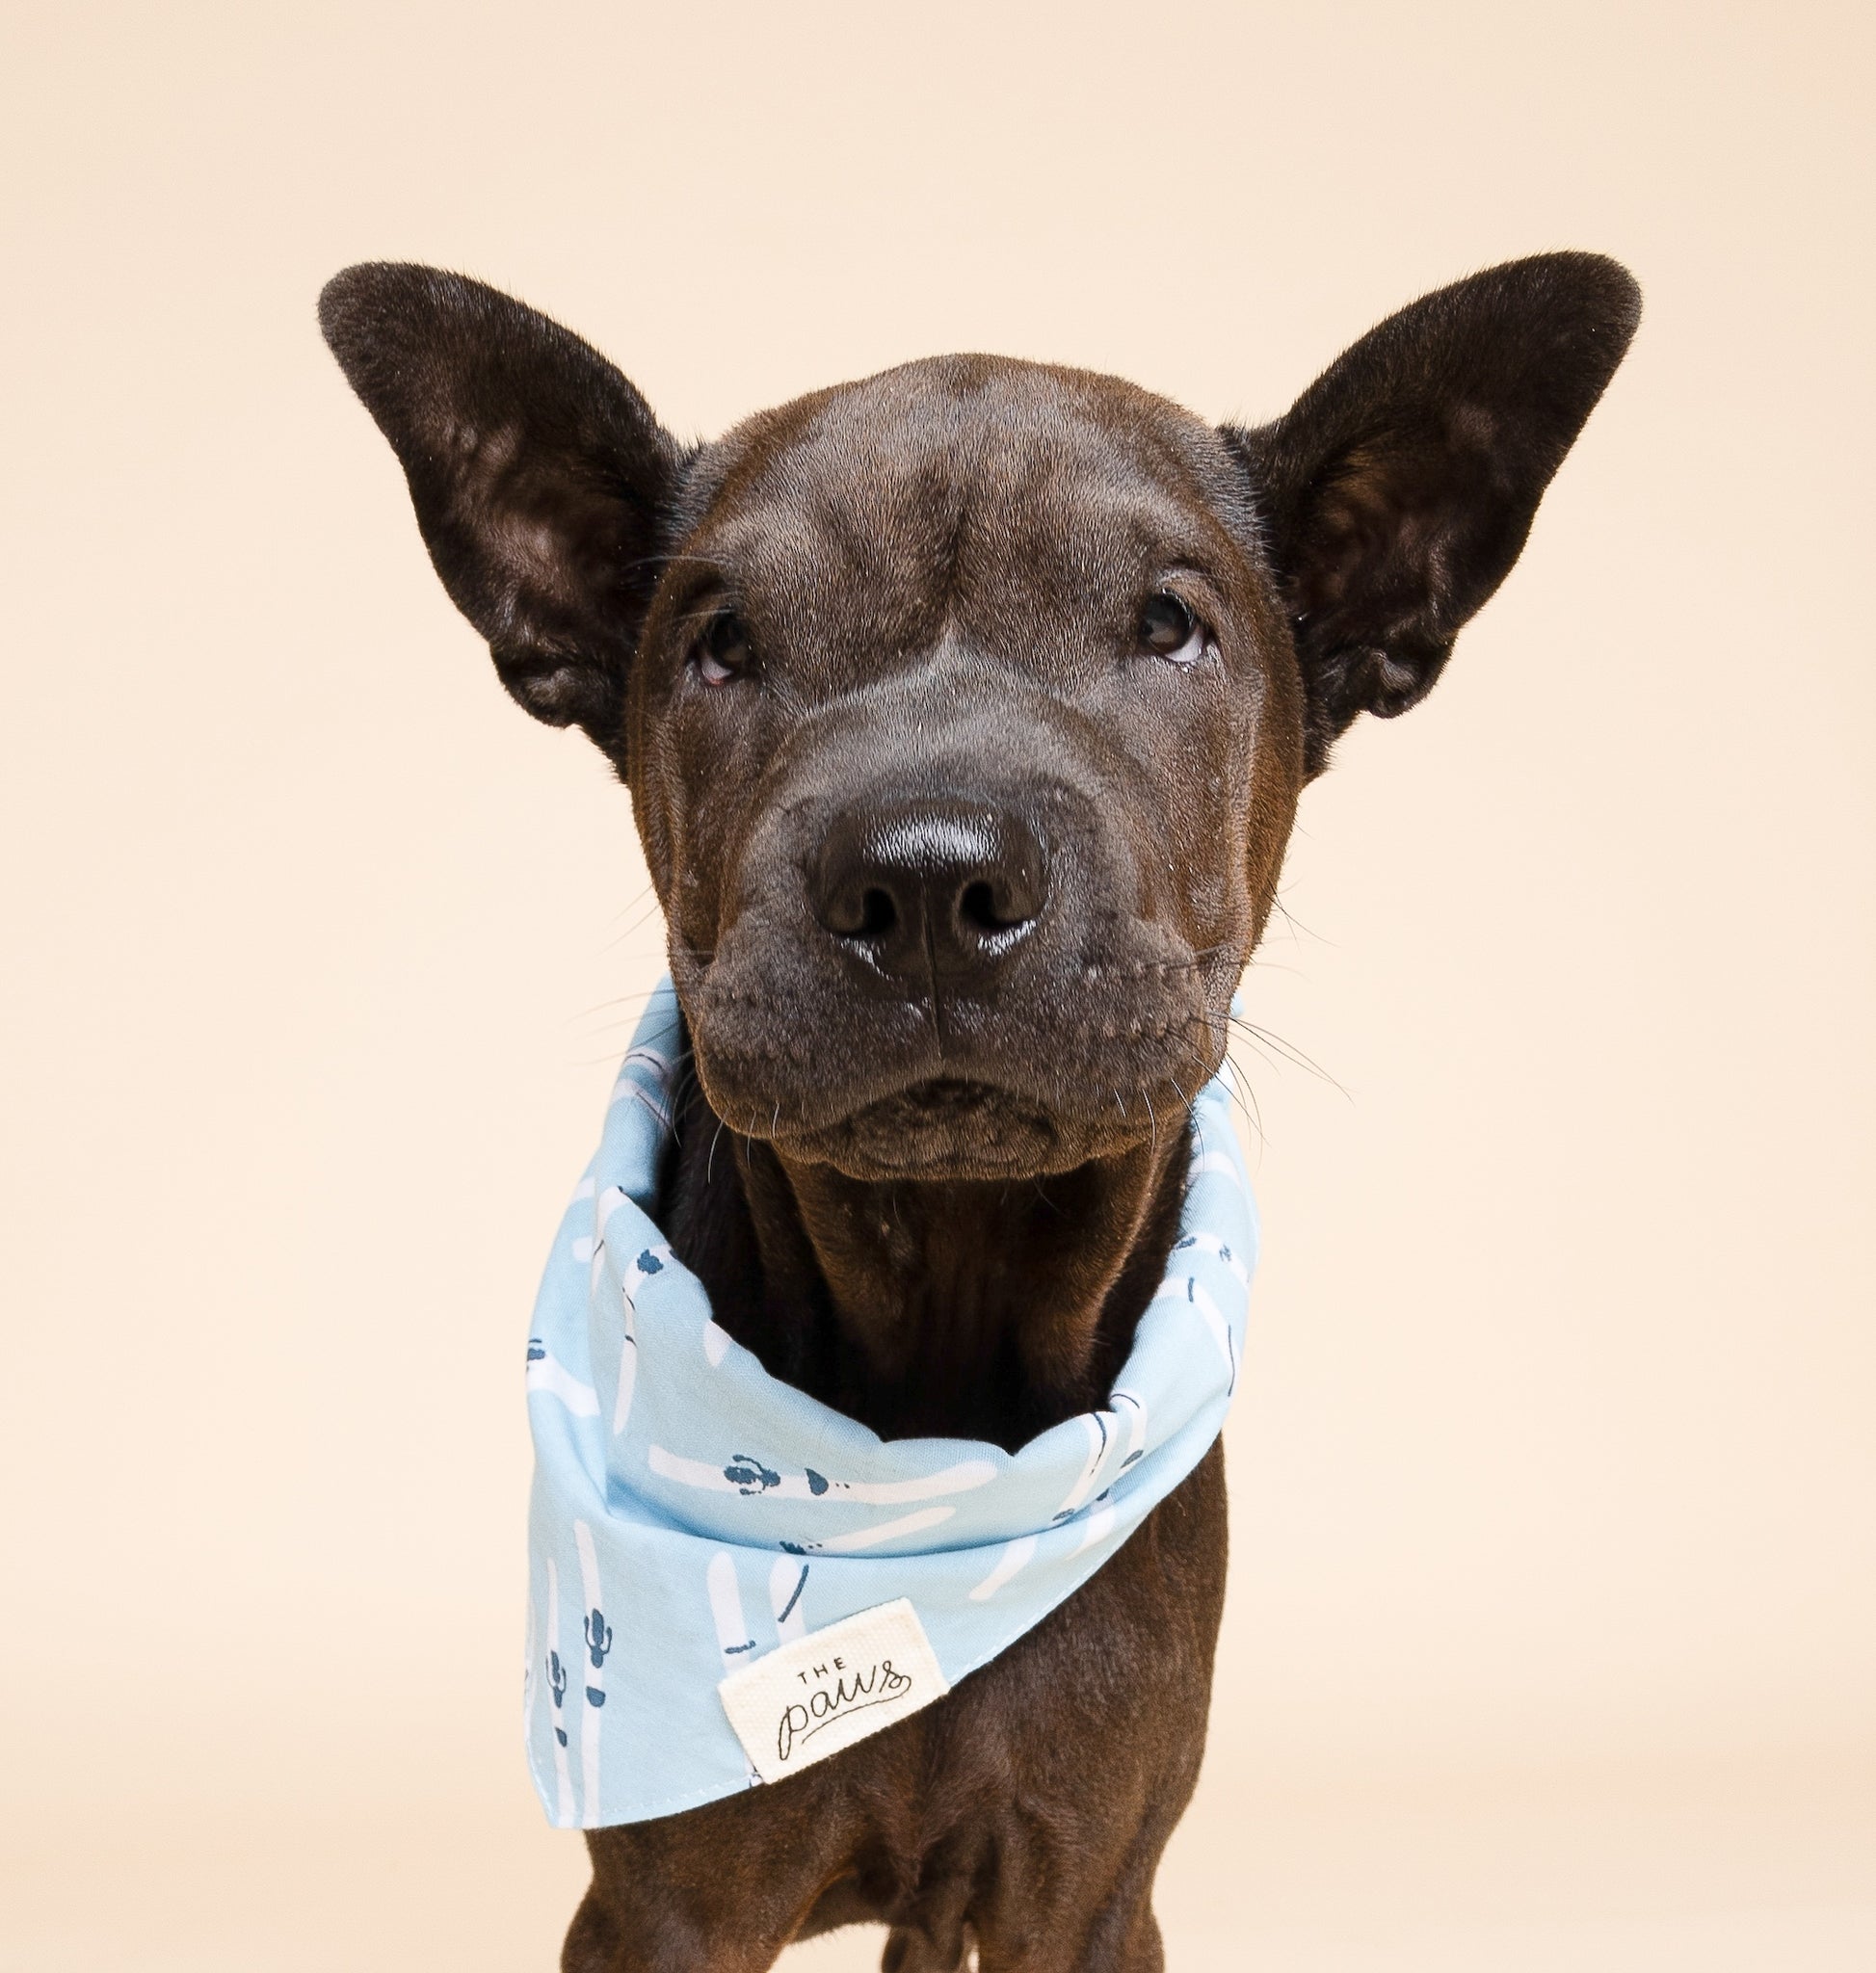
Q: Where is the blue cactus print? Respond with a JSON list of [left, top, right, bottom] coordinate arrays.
[[724, 1454, 781, 1494], [547, 1649, 569, 1746]]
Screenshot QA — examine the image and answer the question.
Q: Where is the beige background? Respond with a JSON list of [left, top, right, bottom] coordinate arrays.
[[3, 2, 1872, 1966]]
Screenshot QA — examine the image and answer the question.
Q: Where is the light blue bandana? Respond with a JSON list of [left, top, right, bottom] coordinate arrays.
[[524, 980, 1256, 1828]]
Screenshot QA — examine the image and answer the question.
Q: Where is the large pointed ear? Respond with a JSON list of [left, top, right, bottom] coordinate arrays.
[[318, 263, 686, 748], [1227, 252, 1640, 776]]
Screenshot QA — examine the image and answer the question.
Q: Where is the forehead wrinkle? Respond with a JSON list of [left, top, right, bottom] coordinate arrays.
[[717, 392, 978, 652], [686, 460, 953, 687], [676, 357, 1262, 678], [956, 426, 1241, 637]]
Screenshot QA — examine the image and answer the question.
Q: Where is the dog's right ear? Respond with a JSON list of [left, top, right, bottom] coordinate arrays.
[[318, 264, 685, 749]]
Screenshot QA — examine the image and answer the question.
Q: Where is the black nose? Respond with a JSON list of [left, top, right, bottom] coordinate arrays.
[[811, 797, 1049, 986]]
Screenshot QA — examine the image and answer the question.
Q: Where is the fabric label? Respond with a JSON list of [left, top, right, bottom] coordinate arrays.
[[718, 1597, 948, 1783]]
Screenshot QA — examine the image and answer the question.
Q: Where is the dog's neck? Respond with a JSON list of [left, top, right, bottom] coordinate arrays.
[[660, 1060, 1191, 1452]]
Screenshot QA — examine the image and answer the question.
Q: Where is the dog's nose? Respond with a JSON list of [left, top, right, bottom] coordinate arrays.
[[811, 797, 1049, 985]]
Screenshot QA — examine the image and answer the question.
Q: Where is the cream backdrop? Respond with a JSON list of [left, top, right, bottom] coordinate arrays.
[[2, 3, 1871, 1968]]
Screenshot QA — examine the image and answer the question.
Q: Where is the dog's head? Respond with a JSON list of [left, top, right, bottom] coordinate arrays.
[[321, 256, 1636, 1183]]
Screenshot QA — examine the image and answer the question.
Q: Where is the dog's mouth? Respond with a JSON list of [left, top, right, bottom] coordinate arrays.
[[682, 950, 1236, 1185], [777, 1077, 1070, 1182], [677, 882, 1241, 1185]]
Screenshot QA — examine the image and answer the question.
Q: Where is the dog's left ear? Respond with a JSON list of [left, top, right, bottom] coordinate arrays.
[[319, 263, 686, 750], [1228, 252, 1640, 776]]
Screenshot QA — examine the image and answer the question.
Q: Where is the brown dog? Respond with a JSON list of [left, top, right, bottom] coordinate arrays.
[[321, 252, 1637, 1970]]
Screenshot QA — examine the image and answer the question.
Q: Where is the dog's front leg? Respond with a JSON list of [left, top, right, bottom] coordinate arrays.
[[565, 1795, 852, 1973], [965, 1821, 1174, 1973], [560, 1877, 802, 1973]]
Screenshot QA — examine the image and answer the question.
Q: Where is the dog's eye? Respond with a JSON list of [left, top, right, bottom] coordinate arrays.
[[696, 610, 752, 687], [1139, 592, 1204, 666]]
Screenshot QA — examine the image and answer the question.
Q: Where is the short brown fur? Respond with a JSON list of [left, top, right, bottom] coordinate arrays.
[[320, 252, 1639, 1967]]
